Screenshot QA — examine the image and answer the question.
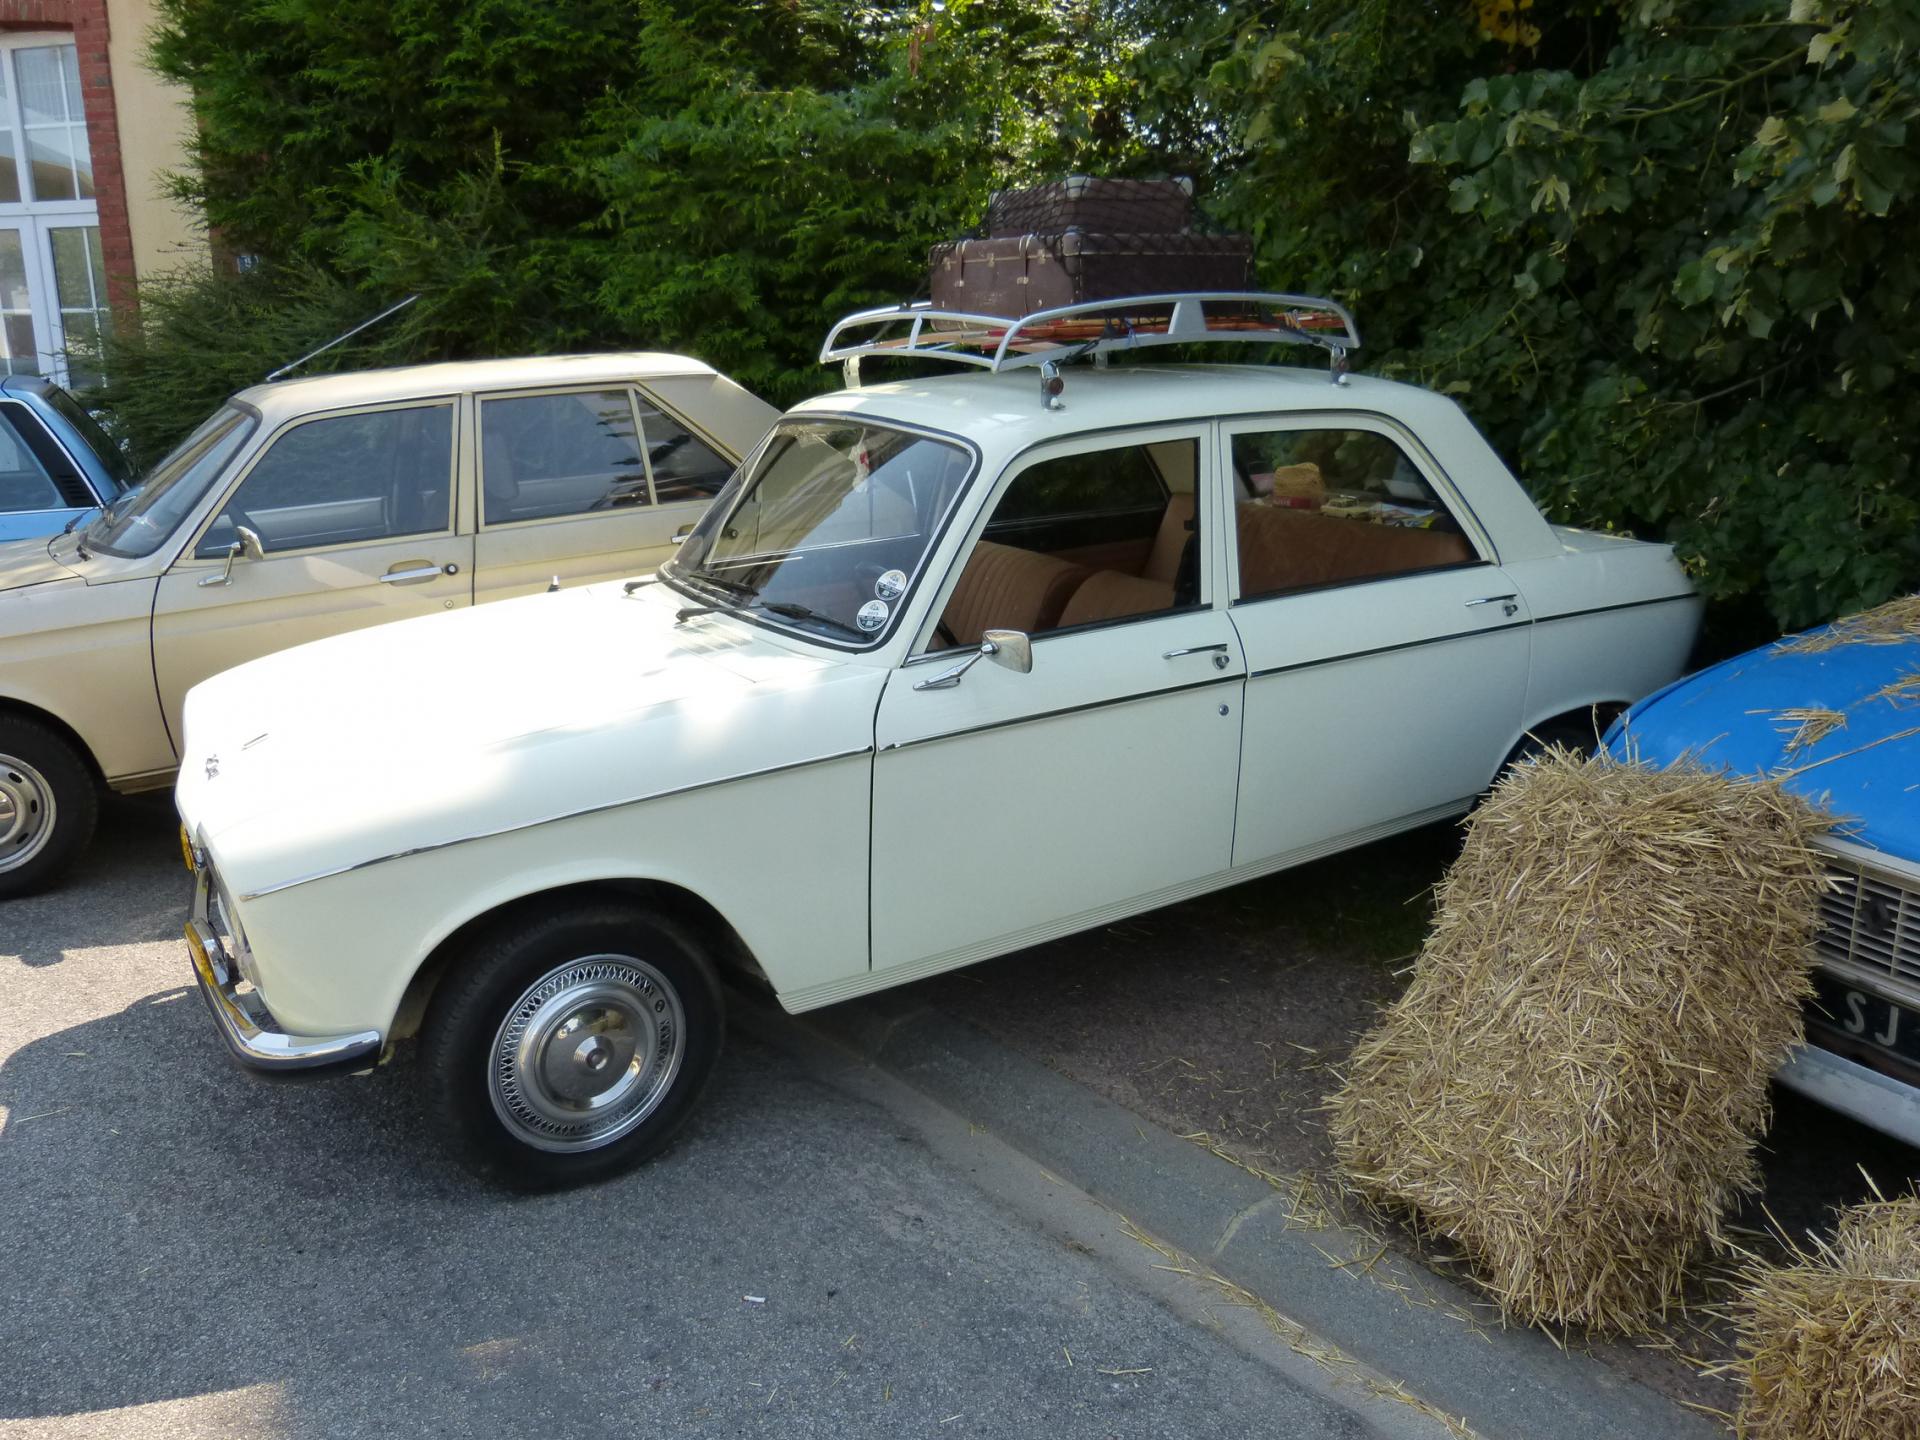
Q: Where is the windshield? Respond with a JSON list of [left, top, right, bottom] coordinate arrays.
[[666, 418, 974, 646], [43, 386, 131, 489], [83, 405, 258, 558]]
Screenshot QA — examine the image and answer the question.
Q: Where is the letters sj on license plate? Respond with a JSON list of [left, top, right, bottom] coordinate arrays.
[[1808, 971, 1920, 1071]]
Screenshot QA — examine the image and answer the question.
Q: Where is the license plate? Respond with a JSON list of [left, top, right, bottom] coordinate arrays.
[[1808, 971, 1920, 1072]]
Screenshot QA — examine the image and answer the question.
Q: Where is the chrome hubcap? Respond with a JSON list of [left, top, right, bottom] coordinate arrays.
[[488, 955, 685, 1153], [0, 752, 55, 874]]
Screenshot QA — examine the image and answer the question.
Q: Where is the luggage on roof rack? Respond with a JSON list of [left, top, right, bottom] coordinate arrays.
[[982, 176, 1194, 238], [929, 231, 1253, 319]]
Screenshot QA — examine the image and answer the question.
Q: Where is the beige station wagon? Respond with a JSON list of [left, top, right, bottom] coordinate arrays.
[[0, 353, 775, 896]]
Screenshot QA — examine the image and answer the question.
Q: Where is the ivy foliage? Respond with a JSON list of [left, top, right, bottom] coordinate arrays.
[[1130, 0, 1920, 632], [105, 0, 1917, 630]]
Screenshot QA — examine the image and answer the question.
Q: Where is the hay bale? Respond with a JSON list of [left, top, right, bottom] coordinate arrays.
[[1730, 1194, 1920, 1439], [1327, 750, 1830, 1332], [1776, 593, 1920, 653]]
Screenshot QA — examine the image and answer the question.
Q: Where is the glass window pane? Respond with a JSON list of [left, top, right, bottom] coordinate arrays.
[[27, 131, 77, 203], [636, 402, 736, 506], [0, 407, 60, 512], [0, 128, 20, 206], [49, 227, 91, 307], [2, 316, 39, 374], [202, 406, 454, 555], [1229, 429, 1476, 598], [70, 128, 91, 199], [60, 46, 81, 117], [15, 47, 64, 127], [0, 230, 30, 312], [480, 390, 648, 524]]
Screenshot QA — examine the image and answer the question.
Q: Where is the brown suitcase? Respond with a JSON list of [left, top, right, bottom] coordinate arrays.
[[984, 176, 1194, 238], [929, 230, 1252, 319]]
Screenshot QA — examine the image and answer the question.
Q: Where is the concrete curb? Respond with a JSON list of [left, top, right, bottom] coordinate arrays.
[[801, 992, 1725, 1440]]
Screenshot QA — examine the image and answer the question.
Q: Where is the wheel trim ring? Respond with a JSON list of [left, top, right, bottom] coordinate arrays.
[[486, 954, 687, 1155], [0, 752, 56, 874]]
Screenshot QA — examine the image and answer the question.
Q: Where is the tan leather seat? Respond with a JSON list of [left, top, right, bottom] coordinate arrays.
[[1056, 570, 1176, 629], [940, 540, 1090, 645], [1236, 503, 1472, 596]]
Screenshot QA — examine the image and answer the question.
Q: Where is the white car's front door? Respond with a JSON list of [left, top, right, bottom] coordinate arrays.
[[870, 428, 1243, 982], [1219, 415, 1532, 866]]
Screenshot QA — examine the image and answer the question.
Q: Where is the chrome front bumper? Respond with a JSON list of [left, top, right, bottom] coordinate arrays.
[[1777, 1042, 1920, 1150], [185, 845, 381, 1072]]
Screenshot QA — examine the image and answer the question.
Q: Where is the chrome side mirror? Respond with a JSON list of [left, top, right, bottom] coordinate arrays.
[[913, 629, 1034, 691], [981, 628, 1032, 674], [200, 525, 266, 588]]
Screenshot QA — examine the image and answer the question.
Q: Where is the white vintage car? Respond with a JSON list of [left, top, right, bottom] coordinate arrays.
[[176, 294, 1703, 1188], [0, 353, 773, 896]]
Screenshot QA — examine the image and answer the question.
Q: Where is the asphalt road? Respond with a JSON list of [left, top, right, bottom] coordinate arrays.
[[1, 796, 1450, 1440]]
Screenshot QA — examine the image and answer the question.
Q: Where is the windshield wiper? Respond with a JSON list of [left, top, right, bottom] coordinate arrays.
[[673, 594, 867, 641], [687, 569, 757, 601]]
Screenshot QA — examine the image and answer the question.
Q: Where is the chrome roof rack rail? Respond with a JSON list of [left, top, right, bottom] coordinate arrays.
[[820, 291, 1361, 392]]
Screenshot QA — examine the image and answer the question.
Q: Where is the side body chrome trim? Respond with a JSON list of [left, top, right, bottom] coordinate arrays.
[[880, 674, 1238, 752], [239, 747, 876, 900]]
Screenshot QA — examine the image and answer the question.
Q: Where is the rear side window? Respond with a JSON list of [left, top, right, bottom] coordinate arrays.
[[638, 398, 734, 505], [481, 389, 651, 524], [0, 405, 59, 512], [1229, 428, 1477, 599]]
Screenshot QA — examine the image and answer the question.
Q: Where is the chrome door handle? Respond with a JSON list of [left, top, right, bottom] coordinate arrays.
[[1163, 643, 1230, 659], [379, 563, 450, 585], [1466, 593, 1520, 617]]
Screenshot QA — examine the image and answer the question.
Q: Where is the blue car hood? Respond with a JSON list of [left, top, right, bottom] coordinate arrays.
[[1607, 629, 1919, 860]]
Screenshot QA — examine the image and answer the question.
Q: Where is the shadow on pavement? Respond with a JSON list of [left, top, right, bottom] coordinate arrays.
[[5, 793, 187, 968]]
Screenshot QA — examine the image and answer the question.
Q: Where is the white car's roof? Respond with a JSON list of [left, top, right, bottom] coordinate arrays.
[[234, 352, 722, 426], [789, 363, 1467, 453]]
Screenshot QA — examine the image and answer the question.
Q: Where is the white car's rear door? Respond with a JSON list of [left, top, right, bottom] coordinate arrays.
[[1219, 414, 1532, 866]]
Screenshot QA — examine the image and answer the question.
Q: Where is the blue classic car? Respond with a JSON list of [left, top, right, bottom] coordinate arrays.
[[0, 374, 129, 542], [1605, 610, 1920, 1149]]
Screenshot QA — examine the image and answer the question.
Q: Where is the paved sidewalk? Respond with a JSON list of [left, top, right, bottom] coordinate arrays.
[[799, 992, 1725, 1440]]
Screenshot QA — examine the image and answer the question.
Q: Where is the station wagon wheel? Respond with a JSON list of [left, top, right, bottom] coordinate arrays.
[[423, 901, 724, 1189], [0, 715, 98, 901]]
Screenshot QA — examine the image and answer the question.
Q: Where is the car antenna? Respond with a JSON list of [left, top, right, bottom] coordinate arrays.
[[264, 293, 420, 383]]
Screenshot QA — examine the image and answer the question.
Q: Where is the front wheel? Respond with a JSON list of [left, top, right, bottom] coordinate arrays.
[[0, 715, 98, 900], [423, 902, 724, 1190]]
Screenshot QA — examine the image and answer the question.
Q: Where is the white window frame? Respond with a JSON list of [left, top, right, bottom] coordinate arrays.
[[0, 31, 103, 384]]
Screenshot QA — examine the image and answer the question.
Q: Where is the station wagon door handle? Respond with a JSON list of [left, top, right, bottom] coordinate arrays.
[[1465, 593, 1520, 617], [379, 562, 453, 585]]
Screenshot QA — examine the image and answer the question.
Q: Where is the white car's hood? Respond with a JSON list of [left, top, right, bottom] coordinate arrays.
[[176, 581, 884, 897]]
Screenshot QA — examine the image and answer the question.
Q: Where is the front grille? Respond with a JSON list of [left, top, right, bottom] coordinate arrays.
[[1815, 855, 1920, 993]]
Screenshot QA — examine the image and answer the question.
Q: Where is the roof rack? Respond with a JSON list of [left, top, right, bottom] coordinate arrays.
[[820, 291, 1361, 405]]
